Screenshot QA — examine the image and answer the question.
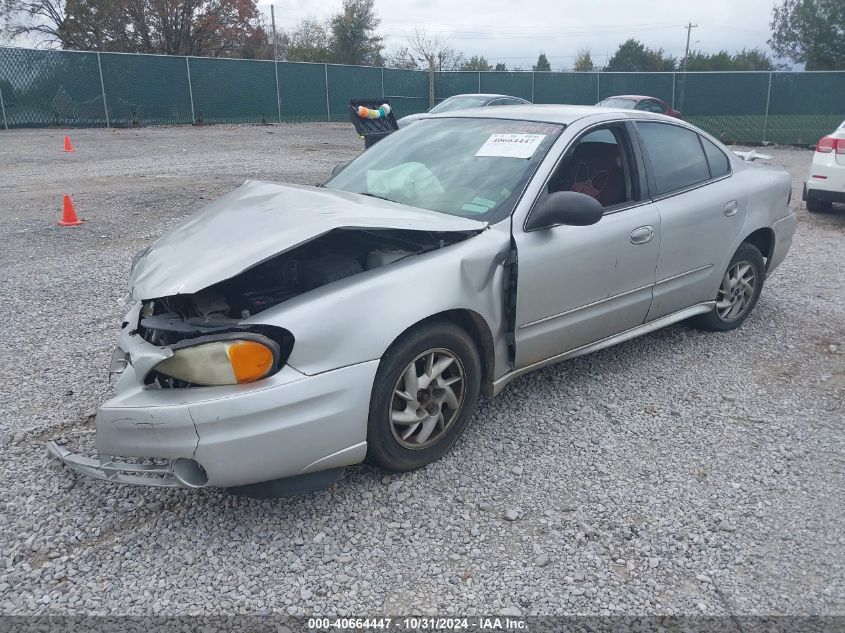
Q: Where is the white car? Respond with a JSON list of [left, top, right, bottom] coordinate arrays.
[[803, 120, 845, 212]]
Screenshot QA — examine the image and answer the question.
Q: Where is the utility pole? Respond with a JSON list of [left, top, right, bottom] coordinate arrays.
[[679, 21, 698, 115], [271, 5, 281, 122], [270, 5, 278, 61], [682, 21, 698, 74], [428, 57, 435, 109]]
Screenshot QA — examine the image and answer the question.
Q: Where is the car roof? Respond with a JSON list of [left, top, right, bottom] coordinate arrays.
[[426, 103, 637, 125], [446, 93, 527, 100], [602, 95, 657, 101]]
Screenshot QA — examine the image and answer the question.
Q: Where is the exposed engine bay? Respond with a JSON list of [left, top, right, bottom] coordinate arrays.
[[136, 228, 476, 348]]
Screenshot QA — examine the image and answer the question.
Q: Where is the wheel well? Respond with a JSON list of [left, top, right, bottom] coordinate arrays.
[[742, 228, 774, 269], [396, 310, 496, 391]]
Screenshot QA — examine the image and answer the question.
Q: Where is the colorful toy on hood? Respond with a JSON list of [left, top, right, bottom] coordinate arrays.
[[356, 103, 392, 119]]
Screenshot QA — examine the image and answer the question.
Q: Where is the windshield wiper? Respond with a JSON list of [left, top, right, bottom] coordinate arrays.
[[358, 192, 396, 203]]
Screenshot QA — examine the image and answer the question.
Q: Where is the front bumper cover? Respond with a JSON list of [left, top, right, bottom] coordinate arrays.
[[46, 441, 201, 487], [47, 322, 379, 489]]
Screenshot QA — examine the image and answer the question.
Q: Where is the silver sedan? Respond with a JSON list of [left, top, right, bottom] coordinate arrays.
[[396, 93, 530, 128], [48, 105, 797, 496]]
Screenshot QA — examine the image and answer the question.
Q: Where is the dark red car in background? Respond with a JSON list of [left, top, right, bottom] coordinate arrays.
[[596, 95, 682, 118]]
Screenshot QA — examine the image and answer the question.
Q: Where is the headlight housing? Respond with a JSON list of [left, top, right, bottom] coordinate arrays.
[[154, 333, 281, 386]]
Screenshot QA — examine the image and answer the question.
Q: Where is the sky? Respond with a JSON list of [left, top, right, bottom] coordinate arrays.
[[257, 0, 782, 69]]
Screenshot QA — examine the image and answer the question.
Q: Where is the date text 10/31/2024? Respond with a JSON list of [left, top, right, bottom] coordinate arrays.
[[307, 617, 528, 630]]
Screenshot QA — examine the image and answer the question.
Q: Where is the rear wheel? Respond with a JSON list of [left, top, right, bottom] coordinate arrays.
[[806, 196, 832, 213], [366, 321, 481, 472], [690, 243, 765, 332]]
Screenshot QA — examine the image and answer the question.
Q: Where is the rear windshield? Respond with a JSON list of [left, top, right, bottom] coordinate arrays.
[[325, 118, 563, 223], [429, 96, 490, 113], [598, 98, 638, 109]]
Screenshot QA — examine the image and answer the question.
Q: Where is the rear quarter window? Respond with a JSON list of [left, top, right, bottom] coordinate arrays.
[[638, 121, 711, 196], [700, 136, 731, 178]]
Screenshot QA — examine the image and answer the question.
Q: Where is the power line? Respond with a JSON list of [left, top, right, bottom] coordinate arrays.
[[262, 5, 685, 36]]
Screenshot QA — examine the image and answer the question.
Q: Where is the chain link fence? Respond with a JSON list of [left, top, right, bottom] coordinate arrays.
[[1, 46, 843, 145]]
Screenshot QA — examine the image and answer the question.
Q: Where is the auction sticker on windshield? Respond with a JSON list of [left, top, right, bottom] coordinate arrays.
[[475, 133, 546, 159]]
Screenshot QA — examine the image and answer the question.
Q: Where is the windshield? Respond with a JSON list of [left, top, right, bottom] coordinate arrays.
[[324, 118, 563, 222], [429, 96, 490, 113], [598, 98, 638, 109]]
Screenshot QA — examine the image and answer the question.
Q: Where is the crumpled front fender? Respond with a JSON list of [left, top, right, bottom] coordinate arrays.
[[245, 222, 513, 378]]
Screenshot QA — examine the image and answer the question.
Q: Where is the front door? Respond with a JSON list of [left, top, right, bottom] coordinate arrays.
[[513, 123, 661, 369]]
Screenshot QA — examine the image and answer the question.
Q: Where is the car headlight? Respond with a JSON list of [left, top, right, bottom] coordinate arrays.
[[154, 335, 280, 386]]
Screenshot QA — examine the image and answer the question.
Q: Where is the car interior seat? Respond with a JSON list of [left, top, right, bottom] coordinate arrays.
[[549, 141, 627, 207]]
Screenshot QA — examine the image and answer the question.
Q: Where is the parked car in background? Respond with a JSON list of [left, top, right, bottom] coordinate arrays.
[[597, 95, 682, 119], [803, 120, 845, 212], [48, 106, 795, 496], [396, 93, 531, 128]]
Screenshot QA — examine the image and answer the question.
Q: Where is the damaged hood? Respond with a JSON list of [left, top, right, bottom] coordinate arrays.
[[130, 180, 486, 299]]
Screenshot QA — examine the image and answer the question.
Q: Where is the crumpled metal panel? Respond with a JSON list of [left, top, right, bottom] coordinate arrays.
[[248, 222, 513, 377], [129, 180, 486, 300]]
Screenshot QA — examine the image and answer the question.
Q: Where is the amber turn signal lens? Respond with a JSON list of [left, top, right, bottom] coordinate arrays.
[[226, 340, 275, 384]]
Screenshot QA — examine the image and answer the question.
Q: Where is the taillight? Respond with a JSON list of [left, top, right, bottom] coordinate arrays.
[[816, 136, 845, 154]]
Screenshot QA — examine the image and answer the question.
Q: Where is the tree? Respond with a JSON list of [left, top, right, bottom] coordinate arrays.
[[3, 0, 268, 57], [493, 61, 507, 71], [606, 38, 676, 71], [280, 16, 331, 63], [532, 52, 550, 71], [329, 0, 382, 66], [384, 45, 417, 69], [732, 47, 782, 70], [461, 55, 491, 71], [2, 0, 131, 50], [409, 28, 463, 71], [770, 0, 845, 69], [409, 29, 463, 108], [573, 48, 594, 71], [686, 47, 780, 71]]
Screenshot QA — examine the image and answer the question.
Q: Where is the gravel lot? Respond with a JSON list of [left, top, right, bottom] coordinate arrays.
[[0, 124, 843, 618]]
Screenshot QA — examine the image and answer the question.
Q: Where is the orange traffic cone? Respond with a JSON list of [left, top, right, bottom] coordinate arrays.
[[58, 194, 83, 226], [63, 135, 75, 152]]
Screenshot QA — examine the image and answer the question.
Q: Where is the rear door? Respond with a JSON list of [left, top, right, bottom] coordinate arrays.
[[634, 120, 749, 320]]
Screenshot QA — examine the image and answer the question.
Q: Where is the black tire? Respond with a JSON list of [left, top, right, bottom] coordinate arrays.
[[806, 196, 832, 213], [366, 321, 481, 472], [690, 243, 765, 332]]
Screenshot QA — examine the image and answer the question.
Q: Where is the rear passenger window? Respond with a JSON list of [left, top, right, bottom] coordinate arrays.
[[638, 122, 711, 195], [700, 136, 731, 178]]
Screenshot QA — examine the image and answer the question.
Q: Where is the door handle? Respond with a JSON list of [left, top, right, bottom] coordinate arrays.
[[630, 225, 655, 244], [724, 200, 738, 217]]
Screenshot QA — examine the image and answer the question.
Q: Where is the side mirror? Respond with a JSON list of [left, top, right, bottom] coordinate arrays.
[[331, 161, 351, 177], [525, 191, 604, 231]]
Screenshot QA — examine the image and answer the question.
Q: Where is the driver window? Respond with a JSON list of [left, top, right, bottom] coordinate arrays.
[[546, 126, 635, 208]]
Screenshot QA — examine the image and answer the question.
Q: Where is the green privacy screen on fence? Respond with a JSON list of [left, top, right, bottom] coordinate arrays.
[[100, 52, 193, 126], [189, 57, 277, 124], [1, 46, 844, 145], [277, 62, 327, 122], [383, 68, 428, 116], [0, 47, 107, 127]]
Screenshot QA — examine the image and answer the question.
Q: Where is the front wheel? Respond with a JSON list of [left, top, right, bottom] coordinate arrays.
[[690, 243, 765, 332], [366, 321, 481, 472]]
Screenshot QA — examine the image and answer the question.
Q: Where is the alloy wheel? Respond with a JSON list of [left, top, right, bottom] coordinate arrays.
[[389, 348, 465, 449], [716, 260, 757, 322]]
